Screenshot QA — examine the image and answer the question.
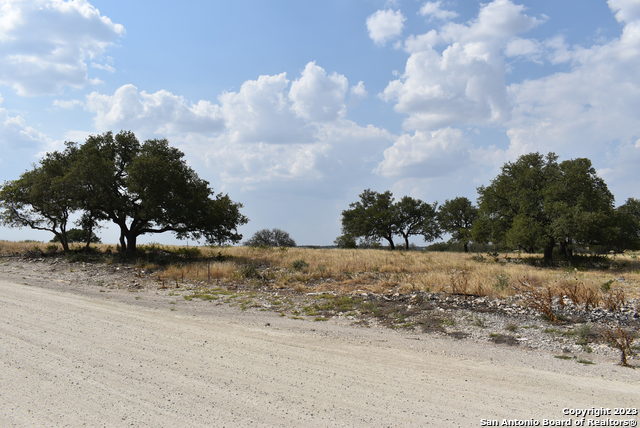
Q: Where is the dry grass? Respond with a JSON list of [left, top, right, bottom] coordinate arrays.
[[157, 246, 640, 301], [2, 240, 639, 302]]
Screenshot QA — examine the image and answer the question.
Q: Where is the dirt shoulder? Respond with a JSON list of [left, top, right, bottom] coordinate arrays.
[[0, 257, 639, 426]]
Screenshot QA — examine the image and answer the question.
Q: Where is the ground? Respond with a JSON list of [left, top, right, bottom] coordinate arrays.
[[0, 256, 638, 426]]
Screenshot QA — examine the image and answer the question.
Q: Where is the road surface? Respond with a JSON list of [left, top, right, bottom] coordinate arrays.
[[0, 278, 638, 427]]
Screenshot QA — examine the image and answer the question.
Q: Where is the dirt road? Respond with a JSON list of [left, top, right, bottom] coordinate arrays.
[[0, 278, 638, 427]]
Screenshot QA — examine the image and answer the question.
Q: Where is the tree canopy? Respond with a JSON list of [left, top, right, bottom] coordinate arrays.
[[340, 189, 440, 250], [437, 197, 478, 252], [245, 228, 296, 247], [0, 143, 79, 251], [473, 153, 615, 262], [0, 131, 247, 256]]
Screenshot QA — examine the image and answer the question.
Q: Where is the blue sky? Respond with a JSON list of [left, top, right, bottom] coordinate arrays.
[[1, 0, 639, 246]]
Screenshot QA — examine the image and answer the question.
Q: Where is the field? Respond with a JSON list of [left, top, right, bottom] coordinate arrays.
[[3, 240, 639, 302]]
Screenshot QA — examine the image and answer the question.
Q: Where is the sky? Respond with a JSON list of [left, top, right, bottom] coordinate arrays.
[[0, 0, 639, 246]]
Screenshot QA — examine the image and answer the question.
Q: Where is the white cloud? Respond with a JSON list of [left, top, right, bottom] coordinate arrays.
[[383, 0, 542, 131], [505, 37, 543, 62], [366, 9, 406, 45], [0, 0, 124, 96], [608, 0, 640, 24], [219, 72, 312, 144], [0, 100, 50, 179], [82, 62, 393, 188], [419, 2, 458, 21], [350, 81, 367, 98], [86, 84, 225, 137], [289, 61, 348, 122], [376, 128, 468, 177], [53, 99, 83, 109]]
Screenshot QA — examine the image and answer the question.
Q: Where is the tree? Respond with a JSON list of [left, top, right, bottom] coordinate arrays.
[[334, 234, 357, 248], [245, 228, 296, 247], [69, 131, 247, 256], [473, 153, 615, 262], [51, 228, 101, 245], [0, 144, 79, 252], [393, 196, 440, 250], [438, 197, 478, 252], [613, 198, 640, 250], [341, 189, 397, 249]]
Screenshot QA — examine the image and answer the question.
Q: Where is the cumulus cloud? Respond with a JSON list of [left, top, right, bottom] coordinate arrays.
[[0, 0, 124, 96], [82, 62, 393, 188], [383, 0, 542, 131], [366, 9, 406, 45], [505, 1, 640, 187], [376, 128, 469, 177], [350, 81, 367, 98], [0, 100, 50, 179], [289, 61, 348, 122], [419, 2, 458, 21], [86, 84, 224, 137], [608, 0, 640, 24], [219, 73, 312, 144]]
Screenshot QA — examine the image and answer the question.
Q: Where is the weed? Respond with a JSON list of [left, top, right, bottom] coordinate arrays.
[[291, 259, 309, 271], [601, 326, 637, 367], [514, 276, 559, 322], [493, 273, 510, 291]]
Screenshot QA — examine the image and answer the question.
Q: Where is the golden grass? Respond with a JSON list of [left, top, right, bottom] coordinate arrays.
[[1, 240, 638, 301], [161, 246, 640, 300]]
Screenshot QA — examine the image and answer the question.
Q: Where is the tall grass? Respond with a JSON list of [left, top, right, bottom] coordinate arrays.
[[1, 240, 638, 301]]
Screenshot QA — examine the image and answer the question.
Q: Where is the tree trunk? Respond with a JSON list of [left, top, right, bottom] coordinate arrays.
[[403, 234, 410, 250], [118, 231, 127, 254], [125, 233, 137, 258], [384, 235, 395, 250], [543, 241, 555, 264], [463, 242, 469, 253]]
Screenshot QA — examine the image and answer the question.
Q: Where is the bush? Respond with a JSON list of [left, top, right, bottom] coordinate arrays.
[[245, 228, 296, 247]]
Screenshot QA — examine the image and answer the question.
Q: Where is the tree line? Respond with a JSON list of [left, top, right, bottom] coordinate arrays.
[[338, 153, 640, 262], [1, 132, 638, 263], [0, 131, 247, 257]]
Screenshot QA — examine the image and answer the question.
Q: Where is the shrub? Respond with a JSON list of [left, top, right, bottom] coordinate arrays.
[[245, 228, 296, 247]]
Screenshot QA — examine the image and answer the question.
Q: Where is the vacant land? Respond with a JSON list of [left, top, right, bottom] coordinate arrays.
[[0, 275, 638, 427]]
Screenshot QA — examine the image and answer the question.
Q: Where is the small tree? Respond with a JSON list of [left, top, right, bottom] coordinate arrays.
[[51, 228, 101, 245], [393, 196, 440, 250], [334, 234, 357, 248], [245, 228, 296, 247], [0, 144, 78, 252], [438, 197, 478, 252], [341, 189, 397, 249]]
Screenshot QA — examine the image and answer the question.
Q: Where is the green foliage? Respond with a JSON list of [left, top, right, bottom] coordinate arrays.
[[245, 228, 296, 247], [394, 196, 440, 249], [291, 259, 309, 271], [613, 198, 640, 250], [70, 131, 247, 256], [341, 189, 397, 249], [340, 189, 440, 250], [437, 197, 478, 252], [334, 234, 357, 248], [50, 228, 101, 244], [473, 153, 615, 262], [0, 143, 79, 251]]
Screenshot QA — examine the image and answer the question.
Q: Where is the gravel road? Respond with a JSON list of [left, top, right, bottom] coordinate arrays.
[[0, 277, 638, 427]]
